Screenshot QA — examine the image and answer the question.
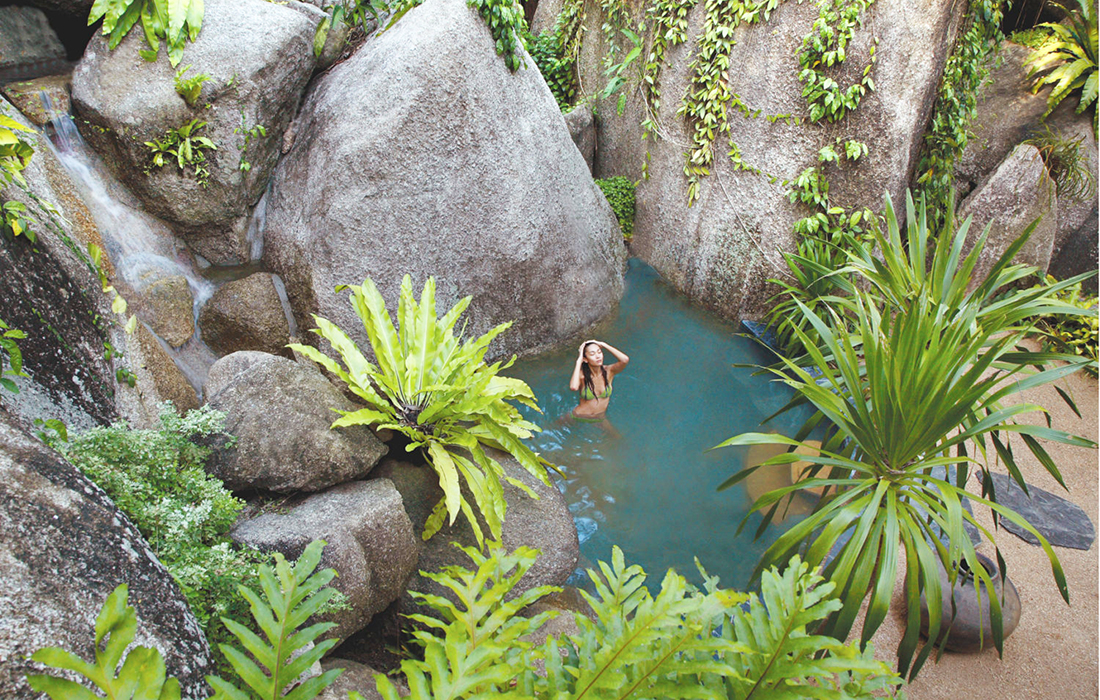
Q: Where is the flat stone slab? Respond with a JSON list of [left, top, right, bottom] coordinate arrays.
[[980, 471, 1095, 551]]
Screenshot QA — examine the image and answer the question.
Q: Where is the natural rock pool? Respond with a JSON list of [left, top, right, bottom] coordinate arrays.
[[510, 259, 815, 590]]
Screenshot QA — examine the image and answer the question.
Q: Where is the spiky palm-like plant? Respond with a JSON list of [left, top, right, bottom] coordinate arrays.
[[717, 192, 1098, 679]]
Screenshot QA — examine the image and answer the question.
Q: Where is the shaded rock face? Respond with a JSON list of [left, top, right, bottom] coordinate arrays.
[[957, 144, 1056, 282], [231, 480, 419, 644], [18, 0, 94, 18], [578, 0, 963, 320], [0, 408, 211, 700], [205, 352, 388, 493], [531, 0, 564, 34], [0, 99, 117, 431], [71, 0, 319, 264], [318, 659, 384, 700], [132, 323, 201, 415], [199, 273, 291, 357], [0, 6, 66, 77], [956, 43, 1052, 189], [565, 103, 596, 173], [372, 454, 578, 620], [1044, 100, 1099, 287], [263, 0, 626, 361]]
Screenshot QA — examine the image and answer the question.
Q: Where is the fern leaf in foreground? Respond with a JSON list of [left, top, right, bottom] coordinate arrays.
[[208, 540, 343, 700]]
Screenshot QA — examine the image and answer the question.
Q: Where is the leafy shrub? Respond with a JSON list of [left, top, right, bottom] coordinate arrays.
[[373, 542, 905, 699], [1, 112, 37, 242], [718, 192, 1098, 679], [88, 0, 204, 66], [595, 176, 635, 240], [1025, 0, 1098, 131], [1032, 274, 1099, 373], [525, 30, 577, 110], [1009, 26, 1055, 49], [290, 276, 552, 547], [56, 404, 265, 674]]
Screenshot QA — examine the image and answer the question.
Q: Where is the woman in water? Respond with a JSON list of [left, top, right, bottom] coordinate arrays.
[[570, 339, 629, 421]]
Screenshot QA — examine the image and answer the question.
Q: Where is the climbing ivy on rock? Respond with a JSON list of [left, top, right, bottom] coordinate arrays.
[[915, 0, 1005, 226], [798, 0, 878, 123]]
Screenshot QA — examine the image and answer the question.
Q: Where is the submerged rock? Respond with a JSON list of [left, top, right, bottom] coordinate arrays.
[[198, 273, 291, 357], [956, 144, 1056, 282], [71, 0, 320, 264], [577, 0, 964, 320], [231, 480, 419, 644], [0, 407, 211, 700], [372, 454, 578, 620], [204, 352, 387, 493], [263, 0, 626, 360]]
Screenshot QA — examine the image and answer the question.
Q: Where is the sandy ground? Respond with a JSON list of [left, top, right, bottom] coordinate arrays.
[[859, 369, 1099, 699]]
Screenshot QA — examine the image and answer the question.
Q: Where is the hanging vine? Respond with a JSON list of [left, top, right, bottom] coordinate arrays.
[[914, 0, 1005, 226]]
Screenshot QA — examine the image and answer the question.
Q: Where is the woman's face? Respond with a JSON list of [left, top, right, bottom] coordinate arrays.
[[584, 343, 603, 365]]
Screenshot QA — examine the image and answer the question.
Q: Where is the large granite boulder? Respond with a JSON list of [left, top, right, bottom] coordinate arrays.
[[128, 264, 196, 348], [231, 480, 419, 644], [199, 273, 292, 357], [204, 352, 388, 492], [0, 99, 117, 431], [1044, 100, 1099, 289], [0, 408, 211, 700], [262, 0, 626, 361], [956, 144, 1057, 283], [577, 0, 964, 320], [956, 43, 1053, 190], [71, 0, 320, 264], [371, 454, 578, 620], [0, 6, 66, 78], [565, 103, 596, 173]]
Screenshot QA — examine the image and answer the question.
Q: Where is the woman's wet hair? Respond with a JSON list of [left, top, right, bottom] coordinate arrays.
[[581, 342, 608, 399]]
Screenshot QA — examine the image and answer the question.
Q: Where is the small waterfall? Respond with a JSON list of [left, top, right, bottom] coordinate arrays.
[[246, 188, 268, 263], [270, 274, 298, 338], [43, 95, 219, 394]]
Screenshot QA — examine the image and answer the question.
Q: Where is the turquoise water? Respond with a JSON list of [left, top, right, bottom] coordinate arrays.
[[510, 259, 813, 590]]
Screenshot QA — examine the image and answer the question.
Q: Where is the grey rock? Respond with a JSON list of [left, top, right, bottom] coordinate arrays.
[[531, 0, 564, 35], [318, 659, 384, 700], [957, 144, 1057, 283], [373, 453, 578, 620], [578, 0, 964, 321], [71, 0, 320, 264], [565, 103, 596, 173], [982, 471, 1095, 551], [0, 98, 118, 431], [231, 480, 419, 643], [199, 273, 291, 357], [1045, 99, 1099, 285], [957, 43, 1052, 187], [1, 74, 72, 128], [17, 0, 93, 17], [0, 407, 211, 700], [0, 6, 65, 76], [263, 0, 626, 361], [130, 266, 196, 348], [1049, 207, 1098, 295], [205, 352, 387, 492]]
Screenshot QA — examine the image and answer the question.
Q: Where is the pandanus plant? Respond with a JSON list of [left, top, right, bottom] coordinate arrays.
[[717, 192, 1098, 679], [289, 276, 553, 547]]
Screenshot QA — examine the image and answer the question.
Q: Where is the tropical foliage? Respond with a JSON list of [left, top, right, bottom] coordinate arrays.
[[30, 542, 905, 700], [1031, 274, 1099, 373], [290, 276, 553, 547], [1025, 0, 1098, 131], [717, 191, 1098, 679], [28, 584, 182, 700], [144, 119, 217, 186], [373, 542, 904, 699], [208, 541, 343, 700], [1023, 124, 1098, 202], [0, 318, 27, 398], [595, 176, 636, 240], [1, 113, 37, 241], [55, 404, 265, 675], [88, 0, 204, 66]]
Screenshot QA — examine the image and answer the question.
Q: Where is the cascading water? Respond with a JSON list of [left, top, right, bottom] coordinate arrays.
[[43, 94, 219, 394]]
